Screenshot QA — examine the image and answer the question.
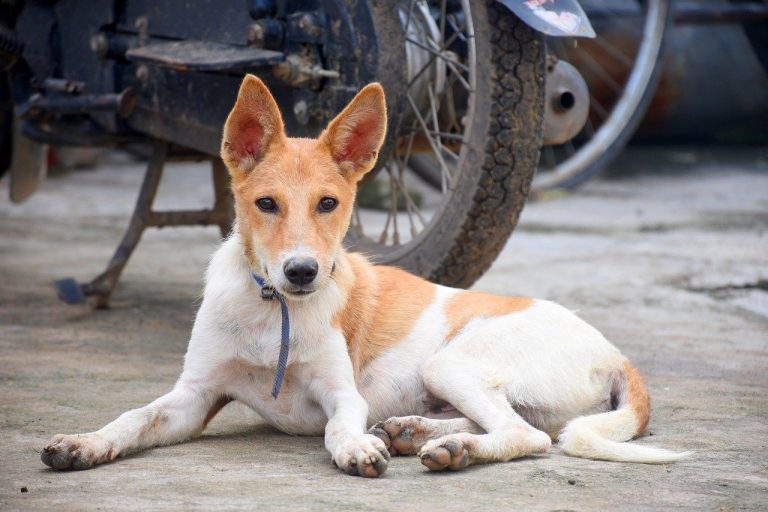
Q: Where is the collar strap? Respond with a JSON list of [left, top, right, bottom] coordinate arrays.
[[251, 273, 290, 399]]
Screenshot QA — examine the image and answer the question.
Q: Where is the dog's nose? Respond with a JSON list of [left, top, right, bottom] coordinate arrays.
[[283, 258, 319, 286]]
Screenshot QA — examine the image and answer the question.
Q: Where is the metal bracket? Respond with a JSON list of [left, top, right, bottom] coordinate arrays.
[[260, 286, 276, 301], [55, 141, 234, 308]]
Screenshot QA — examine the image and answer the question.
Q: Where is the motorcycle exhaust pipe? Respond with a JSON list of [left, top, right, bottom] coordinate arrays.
[[18, 88, 138, 119], [542, 59, 590, 146]]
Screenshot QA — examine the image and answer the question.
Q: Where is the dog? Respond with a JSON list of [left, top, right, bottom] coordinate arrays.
[[41, 75, 688, 477]]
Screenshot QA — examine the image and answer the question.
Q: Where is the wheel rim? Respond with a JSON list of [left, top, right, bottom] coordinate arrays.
[[346, 0, 476, 261], [533, 0, 668, 192]]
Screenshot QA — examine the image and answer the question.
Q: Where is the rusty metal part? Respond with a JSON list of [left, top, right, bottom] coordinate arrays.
[[19, 88, 138, 118], [21, 118, 146, 147], [56, 142, 234, 308], [41, 78, 86, 94], [89, 32, 140, 60], [89, 32, 109, 57], [246, 19, 284, 49], [542, 58, 589, 145], [126, 40, 284, 72], [272, 53, 339, 86], [673, 1, 768, 24], [246, 23, 265, 45], [134, 16, 149, 41], [8, 119, 47, 204], [135, 64, 150, 83]]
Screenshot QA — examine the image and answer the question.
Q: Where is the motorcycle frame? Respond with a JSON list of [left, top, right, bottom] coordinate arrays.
[[1, 0, 591, 307]]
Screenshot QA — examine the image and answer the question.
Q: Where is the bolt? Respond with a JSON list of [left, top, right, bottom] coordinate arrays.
[[135, 65, 150, 83], [293, 100, 308, 125], [297, 13, 321, 37], [90, 33, 109, 57], [134, 16, 149, 41], [134, 16, 148, 32], [246, 23, 265, 46]]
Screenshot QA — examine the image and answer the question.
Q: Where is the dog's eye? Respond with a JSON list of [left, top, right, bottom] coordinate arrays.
[[318, 197, 338, 212], [256, 197, 277, 212]]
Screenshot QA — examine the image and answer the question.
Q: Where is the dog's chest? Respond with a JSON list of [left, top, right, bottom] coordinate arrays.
[[223, 360, 327, 435], [214, 299, 324, 369], [206, 304, 344, 434]]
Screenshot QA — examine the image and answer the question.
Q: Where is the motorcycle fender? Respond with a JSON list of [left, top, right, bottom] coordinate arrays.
[[496, 0, 595, 38]]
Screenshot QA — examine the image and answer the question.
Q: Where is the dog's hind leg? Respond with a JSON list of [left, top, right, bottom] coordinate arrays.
[[415, 355, 552, 471], [41, 380, 229, 470], [369, 416, 483, 456]]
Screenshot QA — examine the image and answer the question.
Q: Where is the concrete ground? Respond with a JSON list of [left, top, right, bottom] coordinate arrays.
[[1, 146, 766, 511]]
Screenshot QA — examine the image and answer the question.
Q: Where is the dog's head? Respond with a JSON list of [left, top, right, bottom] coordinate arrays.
[[221, 75, 386, 299]]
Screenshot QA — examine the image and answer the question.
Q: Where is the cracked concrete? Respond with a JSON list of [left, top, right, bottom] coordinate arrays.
[[1, 146, 767, 510]]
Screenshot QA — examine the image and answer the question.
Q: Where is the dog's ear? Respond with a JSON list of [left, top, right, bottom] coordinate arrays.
[[221, 74, 285, 175], [320, 83, 387, 181]]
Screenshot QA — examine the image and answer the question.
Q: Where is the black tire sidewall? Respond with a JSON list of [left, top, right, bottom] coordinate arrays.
[[368, 1, 545, 288]]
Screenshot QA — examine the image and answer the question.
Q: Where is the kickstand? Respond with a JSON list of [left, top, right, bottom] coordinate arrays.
[[55, 141, 234, 308]]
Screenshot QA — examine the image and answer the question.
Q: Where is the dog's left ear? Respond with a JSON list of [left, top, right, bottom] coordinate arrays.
[[320, 83, 387, 182]]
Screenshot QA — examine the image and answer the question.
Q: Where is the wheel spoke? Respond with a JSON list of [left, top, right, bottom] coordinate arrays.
[[388, 167, 400, 246], [439, 0, 448, 50], [591, 35, 634, 67], [406, 22, 466, 90], [406, 93, 455, 186], [352, 0, 478, 253], [393, 157, 426, 236], [574, 44, 625, 95], [404, 36, 471, 74], [590, 93, 610, 120]]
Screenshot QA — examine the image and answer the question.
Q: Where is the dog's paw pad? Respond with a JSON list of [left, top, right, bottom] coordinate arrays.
[[419, 438, 470, 472], [368, 422, 392, 452], [368, 416, 423, 456]]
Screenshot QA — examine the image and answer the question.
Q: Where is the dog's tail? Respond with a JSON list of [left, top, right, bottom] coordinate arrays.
[[558, 361, 691, 464]]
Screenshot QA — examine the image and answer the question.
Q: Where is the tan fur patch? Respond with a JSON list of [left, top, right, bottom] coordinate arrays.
[[444, 291, 533, 341], [333, 253, 436, 377], [623, 361, 651, 436]]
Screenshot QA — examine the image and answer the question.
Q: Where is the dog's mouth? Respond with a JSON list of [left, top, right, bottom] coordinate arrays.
[[283, 288, 316, 298]]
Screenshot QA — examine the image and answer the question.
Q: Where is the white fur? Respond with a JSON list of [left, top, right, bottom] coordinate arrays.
[[42, 233, 687, 474], [559, 412, 692, 463]]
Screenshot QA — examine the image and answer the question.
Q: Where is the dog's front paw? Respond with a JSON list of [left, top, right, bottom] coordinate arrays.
[[41, 433, 115, 470], [333, 434, 390, 478]]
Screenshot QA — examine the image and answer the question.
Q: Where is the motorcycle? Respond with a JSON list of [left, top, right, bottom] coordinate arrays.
[[0, 0, 594, 307]]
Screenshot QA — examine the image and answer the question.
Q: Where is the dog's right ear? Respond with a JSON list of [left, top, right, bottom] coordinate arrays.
[[221, 74, 285, 176]]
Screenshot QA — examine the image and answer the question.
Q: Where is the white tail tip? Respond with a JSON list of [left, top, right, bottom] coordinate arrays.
[[560, 427, 692, 464]]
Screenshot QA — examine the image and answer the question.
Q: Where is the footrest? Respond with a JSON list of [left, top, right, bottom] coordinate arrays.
[[126, 40, 284, 72], [54, 278, 87, 304]]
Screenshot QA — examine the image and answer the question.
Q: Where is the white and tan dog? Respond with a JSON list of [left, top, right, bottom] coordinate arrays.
[[41, 76, 688, 477]]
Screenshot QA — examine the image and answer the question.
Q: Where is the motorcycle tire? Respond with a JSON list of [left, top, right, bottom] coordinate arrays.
[[349, 1, 545, 288]]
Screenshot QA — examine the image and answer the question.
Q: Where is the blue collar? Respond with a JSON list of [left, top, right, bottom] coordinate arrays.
[[252, 273, 290, 399]]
